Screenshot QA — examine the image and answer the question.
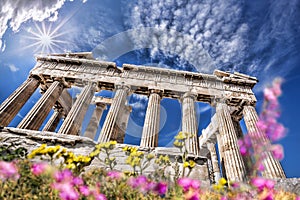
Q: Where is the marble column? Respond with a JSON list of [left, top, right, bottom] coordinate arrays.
[[207, 143, 221, 183], [181, 92, 199, 156], [243, 105, 286, 178], [216, 102, 247, 182], [84, 103, 106, 140], [216, 133, 227, 180], [0, 77, 39, 127], [58, 83, 96, 135], [232, 117, 252, 176], [97, 84, 130, 143], [42, 108, 64, 132], [140, 90, 161, 147], [17, 81, 63, 130], [111, 105, 132, 143]]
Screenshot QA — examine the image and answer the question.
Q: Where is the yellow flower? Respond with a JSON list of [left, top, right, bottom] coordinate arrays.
[[189, 160, 196, 168], [66, 163, 76, 169], [173, 140, 184, 148], [175, 132, 187, 140], [146, 154, 155, 160], [219, 178, 227, 186], [89, 149, 100, 157], [183, 161, 189, 168], [213, 184, 223, 191], [122, 146, 129, 152]]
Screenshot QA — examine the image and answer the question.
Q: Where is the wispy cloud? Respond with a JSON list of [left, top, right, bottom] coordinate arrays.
[[121, 0, 299, 90], [0, 0, 87, 52], [7, 64, 19, 72]]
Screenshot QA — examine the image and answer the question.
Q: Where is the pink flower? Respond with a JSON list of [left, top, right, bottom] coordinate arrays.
[[54, 169, 73, 182], [258, 163, 265, 171], [107, 171, 123, 180], [265, 179, 275, 190], [52, 182, 79, 200], [251, 177, 266, 191], [257, 120, 267, 132], [95, 193, 107, 200], [270, 144, 284, 160], [127, 175, 148, 189], [79, 185, 90, 196], [72, 177, 83, 186], [272, 78, 282, 96], [154, 182, 168, 195], [0, 161, 19, 181], [178, 178, 200, 192], [31, 162, 48, 176], [251, 177, 275, 192], [264, 88, 276, 101], [178, 177, 193, 192], [269, 123, 286, 141]]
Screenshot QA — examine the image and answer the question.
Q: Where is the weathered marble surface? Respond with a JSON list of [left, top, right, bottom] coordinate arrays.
[[0, 127, 209, 186]]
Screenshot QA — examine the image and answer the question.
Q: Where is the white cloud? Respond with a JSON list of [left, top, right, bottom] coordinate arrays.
[[1, 40, 5, 52], [0, 0, 87, 51], [122, 0, 248, 73], [8, 64, 19, 72]]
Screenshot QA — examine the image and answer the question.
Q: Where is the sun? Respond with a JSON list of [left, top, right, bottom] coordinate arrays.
[[22, 21, 70, 54]]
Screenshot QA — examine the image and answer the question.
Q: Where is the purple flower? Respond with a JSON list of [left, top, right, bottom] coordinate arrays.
[[258, 163, 265, 171], [154, 182, 168, 195], [54, 169, 73, 182], [107, 171, 123, 180], [52, 182, 79, 200], [178, 178, 200, 192], [251, 177, 266, 191], [0, 161, 19, 181], [95, 193, 107, 200], [268, 123, 286, 141], [127, 175, 148, 189], [178, 177, 192, 192], [270, 144, 284, 160], [31, 162, 48, 176], [79, 185, 90, 196], [265, 179, 275, 190], [72, 177, 83, 186]]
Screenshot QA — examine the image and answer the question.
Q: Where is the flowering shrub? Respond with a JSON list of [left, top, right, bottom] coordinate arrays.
[[0, 78, 299, 199]]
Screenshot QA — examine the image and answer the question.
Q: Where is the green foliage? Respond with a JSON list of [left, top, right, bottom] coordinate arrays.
[[0, 143, 27, 161]]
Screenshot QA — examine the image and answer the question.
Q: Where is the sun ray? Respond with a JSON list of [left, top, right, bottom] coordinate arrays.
[[22, 20, 71, 54]]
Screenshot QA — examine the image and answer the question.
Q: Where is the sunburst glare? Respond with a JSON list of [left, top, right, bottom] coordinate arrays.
[[22, 21, 71, 54]]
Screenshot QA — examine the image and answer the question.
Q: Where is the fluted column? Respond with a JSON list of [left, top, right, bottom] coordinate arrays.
[[216, 133, 227, 180], [18, 81, 63, 130], [98, 84, 130, 143], [58, 83, 96, 135], [84, 103, 106, 140], [0, 77, 39, 127], [140, 90, 161, 147], [17, 81, 64, 130], [243, 105, 286, 178], [42, 108, 64, 132], [216, 102, 247, 182], [181, 92, 199, 156], [207, 143, 221, 183]]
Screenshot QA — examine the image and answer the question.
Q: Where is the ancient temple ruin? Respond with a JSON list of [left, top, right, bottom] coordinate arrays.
[[0, 52, 285, 183]]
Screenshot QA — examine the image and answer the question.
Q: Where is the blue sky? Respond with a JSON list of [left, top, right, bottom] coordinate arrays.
[[0, 0, 299, 177]]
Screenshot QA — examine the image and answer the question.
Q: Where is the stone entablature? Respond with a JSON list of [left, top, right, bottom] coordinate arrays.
[[32, 55, 257, 106]]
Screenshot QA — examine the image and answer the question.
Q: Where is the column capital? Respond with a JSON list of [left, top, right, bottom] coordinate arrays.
[[181, 91, 197, 101], [52, 77, 71, 88], [149, 89, 163, 97], [95, 102, 107, 109], [115, 84, 131, 93], [211, 98, 227, 107], [240, 99, 256, 107]]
